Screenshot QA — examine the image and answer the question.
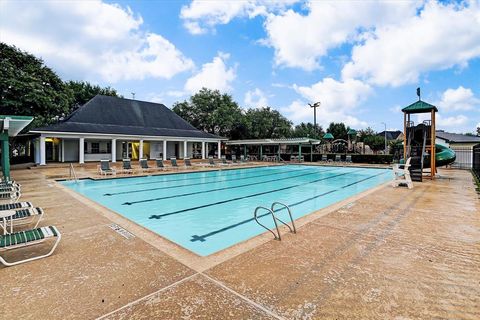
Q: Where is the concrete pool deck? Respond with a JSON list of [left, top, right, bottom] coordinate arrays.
[[1, 165, 479, 319]]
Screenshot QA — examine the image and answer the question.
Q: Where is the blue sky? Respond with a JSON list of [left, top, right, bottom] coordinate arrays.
[[1, 0, 479, 133]]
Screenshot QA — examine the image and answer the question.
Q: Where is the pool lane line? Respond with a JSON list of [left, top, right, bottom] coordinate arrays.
[[148, 169, 365, 220], [99, 165, 288, 190], [122, 168, 341, 205], [106, 166, 325, 196], [189, 170, 389, 242]]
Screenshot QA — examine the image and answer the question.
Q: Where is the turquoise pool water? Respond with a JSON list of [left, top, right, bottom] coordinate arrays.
[[61, 165, 392, 256]]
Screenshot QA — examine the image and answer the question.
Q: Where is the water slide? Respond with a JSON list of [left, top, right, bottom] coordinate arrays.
[[433, 144, 456, 167]]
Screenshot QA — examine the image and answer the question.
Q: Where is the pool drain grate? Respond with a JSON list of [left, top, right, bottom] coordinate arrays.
[[108, 223, 135, 239]]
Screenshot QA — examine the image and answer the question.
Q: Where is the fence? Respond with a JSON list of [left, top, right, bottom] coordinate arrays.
[[450, 146, 473, 169], [473, 144, 480, 178]]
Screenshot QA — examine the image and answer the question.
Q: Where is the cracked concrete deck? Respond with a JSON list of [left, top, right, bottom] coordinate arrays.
[[1, 165, 478, 319]]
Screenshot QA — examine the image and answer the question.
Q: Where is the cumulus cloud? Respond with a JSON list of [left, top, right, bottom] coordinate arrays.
[[0, 0, 194, 82], [281, 77, 372, 127], [436, 86, 480, 111], [244, 88, 268, 108], [342, 1, 480, 86], [180, 0, 297, 34], [184, 52, 237, 94], [263, 1, 416, 70]]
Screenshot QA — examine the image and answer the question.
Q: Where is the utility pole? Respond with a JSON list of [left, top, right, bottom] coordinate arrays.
[[381, 122, 387, 154], [308, 102, 321, 136]]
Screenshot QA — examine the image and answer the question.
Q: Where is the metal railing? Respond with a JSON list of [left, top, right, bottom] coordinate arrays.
[[253, 202, 296, 240], [451, 147, 474, 169], [473, 144, 480, 178], [69, 163, 78, 182]]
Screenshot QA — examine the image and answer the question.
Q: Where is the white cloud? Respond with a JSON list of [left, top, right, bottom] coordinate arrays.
[[437, 86, 480, 111], [342, 1, 480, 86], [417, 113, 469, 131], [244, 88, 268, 108], [263, 1, 416, 70], [184, 52, 237, 94], [0, 0, 194, 82], [281, 77, 372, 127], [180, 0, 297, 34]]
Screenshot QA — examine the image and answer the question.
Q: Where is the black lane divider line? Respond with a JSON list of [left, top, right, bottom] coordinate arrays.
[[102, 166, 284, 191], [148, 169, 364, 220], [106, 167, 323, 197], [121, 168, 340, 205], [189, 170, 388, 242]]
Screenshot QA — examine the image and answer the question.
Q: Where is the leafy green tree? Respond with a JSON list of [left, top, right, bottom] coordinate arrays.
[[0, 43, 73, 129], [364, 135, 386, 153], [326, 122, 349, 140], [172, 88, 244, 138], [65, 80, 121, 114], [291, 122, 324, 139], [477, 126, 480, 136], [243, 107, 292, 139], [356, 127, 376, 142]]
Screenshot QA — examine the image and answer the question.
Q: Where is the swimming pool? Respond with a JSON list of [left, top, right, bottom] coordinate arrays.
[[61, 165, 392, 256]]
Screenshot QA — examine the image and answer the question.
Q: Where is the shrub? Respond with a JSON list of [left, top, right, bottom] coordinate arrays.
[[351, 154, 393, 164]]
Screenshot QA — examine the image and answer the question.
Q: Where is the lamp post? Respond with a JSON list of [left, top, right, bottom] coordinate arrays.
[[308, 102, 321, 136], [381, 122, 387, 154]]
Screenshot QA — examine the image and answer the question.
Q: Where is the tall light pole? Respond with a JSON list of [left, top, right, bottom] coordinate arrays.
[[381, 122, 387, 154], [308, 102, 321, 136]]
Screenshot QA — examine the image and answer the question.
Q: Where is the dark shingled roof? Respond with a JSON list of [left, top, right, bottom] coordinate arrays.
[[402, 100, 438, 114], [32, 95, 221, 139], [436, 131, 480, 143], [377, 130, 403, 140]]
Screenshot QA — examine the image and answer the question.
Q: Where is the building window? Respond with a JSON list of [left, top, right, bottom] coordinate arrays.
[[91, 142, 100, 154], [107, 142, 111, 154]]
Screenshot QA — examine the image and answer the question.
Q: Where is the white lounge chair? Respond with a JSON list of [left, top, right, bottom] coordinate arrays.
[[0, 207, 44, 232], [0, 191, 21, 203], [0, 226, 61, 266], [98, 160, 116, 176], [122, 159, 134, 174], [139, 158, 152, 172], [0, 201, 33, 211], [392, 157, 413, 189], [155, 158, 168, 171]]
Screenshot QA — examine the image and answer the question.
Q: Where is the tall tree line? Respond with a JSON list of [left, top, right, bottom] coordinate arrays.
[[0, 43, 120, 130]]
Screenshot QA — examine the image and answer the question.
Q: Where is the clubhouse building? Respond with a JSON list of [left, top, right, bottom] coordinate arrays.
[[30, 95, 223, 165]]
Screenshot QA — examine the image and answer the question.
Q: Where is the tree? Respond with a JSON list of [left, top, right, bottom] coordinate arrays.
[[291, 122, 324, 139], [0, 43, 73, 129], [172, 88, 244, 138], [364, 135, 386, 153], [356, 127, 376, 142], [65, 80, 121, 114], [326, 122, 349, 140], [477, 126, 480, 136], [243, 107, 292, 139]]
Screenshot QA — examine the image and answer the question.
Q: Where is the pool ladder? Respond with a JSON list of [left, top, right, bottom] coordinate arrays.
[[254, 202, 296, 240], [69, 163, 78, 183]]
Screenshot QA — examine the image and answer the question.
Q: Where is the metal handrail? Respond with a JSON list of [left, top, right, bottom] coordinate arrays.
[[69, 163, 78, 183], [271, 202, 296, 234], [254, 206, 281, 240]]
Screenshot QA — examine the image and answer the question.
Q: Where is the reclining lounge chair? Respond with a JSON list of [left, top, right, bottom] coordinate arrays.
[[0, 226, 61, 266], [98, 160, 116, 176]]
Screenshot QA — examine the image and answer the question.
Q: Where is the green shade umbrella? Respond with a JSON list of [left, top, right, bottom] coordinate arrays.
[[347, 129, 357, 136], [323, 133, 334, 140]]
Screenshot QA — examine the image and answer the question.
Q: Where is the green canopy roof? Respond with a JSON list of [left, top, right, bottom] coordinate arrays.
[[347, 129, 357, 135], [402, 100, 438, 114], [323, 133, 334, 140]]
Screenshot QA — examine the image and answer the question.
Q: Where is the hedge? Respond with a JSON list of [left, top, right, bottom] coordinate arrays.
[[351, 154, 393, 164]]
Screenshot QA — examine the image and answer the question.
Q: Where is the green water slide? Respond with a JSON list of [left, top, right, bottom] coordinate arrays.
[[402, 144, 456, 167], [433, 144, 456, 167]]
